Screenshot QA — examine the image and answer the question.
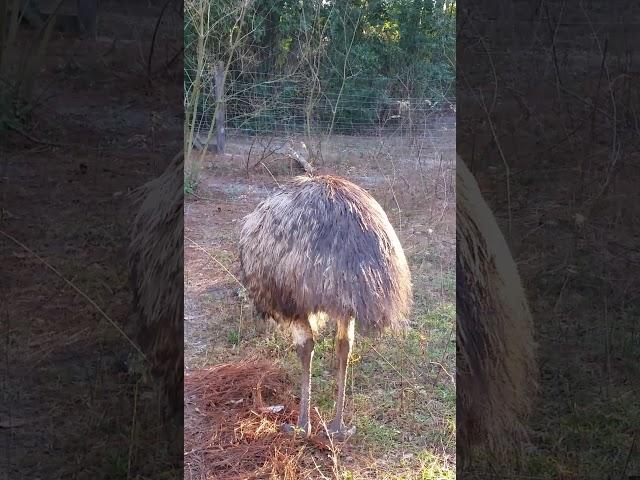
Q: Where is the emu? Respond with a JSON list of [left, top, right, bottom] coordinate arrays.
[[456, 156, 537, 464], [239, 174, 412, 440], [127, 151, 183, 442]]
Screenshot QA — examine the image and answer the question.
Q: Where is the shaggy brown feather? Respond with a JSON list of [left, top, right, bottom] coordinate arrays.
[[127, 151, 184, 415], [456, 157, 538, 464], [239, 174, 412, 334]]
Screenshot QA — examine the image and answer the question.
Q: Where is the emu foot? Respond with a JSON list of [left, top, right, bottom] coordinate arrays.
[[323, 420, 356, 441], [281, 422, 311, 438]]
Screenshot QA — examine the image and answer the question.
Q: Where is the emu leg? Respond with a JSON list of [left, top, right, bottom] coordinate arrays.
[[327, 318, 356, 440], [283, 323, 315, 438]]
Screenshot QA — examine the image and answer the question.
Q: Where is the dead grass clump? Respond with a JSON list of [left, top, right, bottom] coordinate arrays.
[[184, 357, 337, 480]]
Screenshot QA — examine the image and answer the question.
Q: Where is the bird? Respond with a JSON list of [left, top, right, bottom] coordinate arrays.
[[456, 156, 537, 465], [239, 174, 412, 440], [127, 150, 183, 460]]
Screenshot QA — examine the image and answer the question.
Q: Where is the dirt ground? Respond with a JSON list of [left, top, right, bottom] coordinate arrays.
[[0, 2, 182, 478], [184, 114, 456, 479]]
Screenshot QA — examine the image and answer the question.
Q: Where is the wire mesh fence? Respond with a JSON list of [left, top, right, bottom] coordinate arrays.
[[187, 69, 456, 141]]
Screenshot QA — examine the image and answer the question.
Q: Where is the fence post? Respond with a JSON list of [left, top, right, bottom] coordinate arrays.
[[214, 61, 226, 154]]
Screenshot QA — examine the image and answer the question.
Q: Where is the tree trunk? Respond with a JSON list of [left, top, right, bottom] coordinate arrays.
[[214, 61, 226, 154]]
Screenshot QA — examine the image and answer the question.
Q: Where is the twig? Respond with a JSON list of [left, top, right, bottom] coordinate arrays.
[[246, 137, 256, 176], [126, 380, 140, 480], [621, 431, 637, 477], [368, 343, 421, 391], [259, 162, 280, 187], [159, 45, 184, 74], [184, 235, 245, 290], [582, 4, 620, 206], [7, 124, 67, 147], [0, 229, 146, 359], [545, 1, 564, 88], [581, 27, 608, 200], [147, 0, 175, 80], [314, 408, 340, 479], [430, 361, 454, 384], [460, 10, 513, 238], [251, 135, 277, 169], [186, 191, 215, 202]]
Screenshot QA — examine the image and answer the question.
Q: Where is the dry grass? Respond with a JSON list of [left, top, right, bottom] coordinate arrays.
[[185, 357, 344, 480]]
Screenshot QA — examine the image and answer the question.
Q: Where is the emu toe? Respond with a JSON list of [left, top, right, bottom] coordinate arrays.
[[281, 422, 311, 438], [325, 421, 356, 441]]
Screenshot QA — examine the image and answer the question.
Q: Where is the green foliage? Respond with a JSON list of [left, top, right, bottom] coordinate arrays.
[[184, 163, 200, 195], [417, 450, 455, 480], [357, 415, 400, 447], [227, 329, 240, 346], [0, 0, 60, 132], [185, 0, 455, 135]]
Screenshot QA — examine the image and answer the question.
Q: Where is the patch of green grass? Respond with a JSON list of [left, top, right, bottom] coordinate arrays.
[[617, 306, 640, 361], [318, 334, 336, 354], [357, 415, 401, 448], [534, 394, 638, 476], [104, 450, 128, 478], [437, 271, 456, 296], [417, 450, 455, 480], [201, 293, 214, 303], [341, 470, 356, 480], [185, 158, 202, 195], [57, 261, 128, 306], [227, 329, 240, 346], [434, 384, 455, 407], [521, 451, 564, 478], [214, 250, 236, 265], [417, 302, 455, 331], [314, 380, 336, 413], [259, 330, 290, 357]]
